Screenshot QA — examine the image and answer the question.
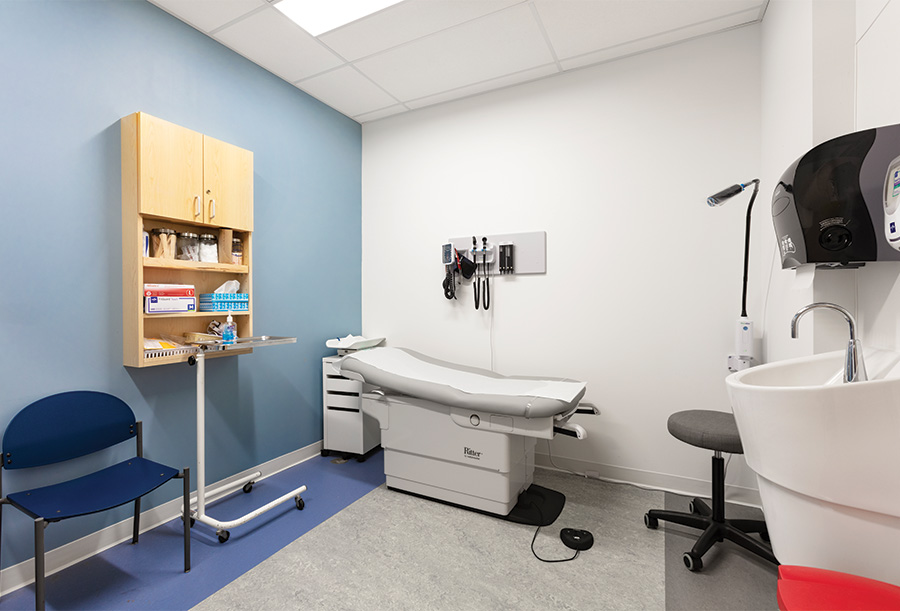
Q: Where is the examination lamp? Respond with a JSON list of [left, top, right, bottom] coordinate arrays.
[[708, 179, 760, 372]]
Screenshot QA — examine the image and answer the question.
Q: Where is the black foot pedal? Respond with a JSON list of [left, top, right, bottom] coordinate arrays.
[[560, 528, 594, 551]]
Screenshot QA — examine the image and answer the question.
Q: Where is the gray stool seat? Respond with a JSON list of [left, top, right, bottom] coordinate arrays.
[[667, 410, 744, 455], [644, 409, 777, 573]]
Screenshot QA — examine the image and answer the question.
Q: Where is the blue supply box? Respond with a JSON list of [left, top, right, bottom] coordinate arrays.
[[198, 293, 250, 312]]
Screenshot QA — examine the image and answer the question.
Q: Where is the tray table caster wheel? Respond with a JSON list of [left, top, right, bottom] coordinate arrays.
[[217, 529, 230, 544], [182, 515, 195, 528], [243, 482, 254, 493], [295, 496, 305, 510], [643, 513, 658, 529], [683, 551, 702, 572]]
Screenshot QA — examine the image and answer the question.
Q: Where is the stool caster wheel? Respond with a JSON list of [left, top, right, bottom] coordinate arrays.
[[243, 482, 254, 493], [683, 551, 703, 572], [217, 529, 230, 544], [644, 513, 658, 529], [295, 496, 305, 510]]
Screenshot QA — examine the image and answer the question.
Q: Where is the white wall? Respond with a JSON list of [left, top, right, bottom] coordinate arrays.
[[856, 0, 900, 349], [362, 27, 762, 499]]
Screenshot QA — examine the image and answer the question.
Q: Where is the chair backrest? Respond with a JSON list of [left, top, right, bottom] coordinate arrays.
[[2, 391, 137, 470]]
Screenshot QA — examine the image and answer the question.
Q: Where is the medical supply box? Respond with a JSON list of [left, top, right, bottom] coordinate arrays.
[[197, 293, 249, 312], [144, 296, 196, 314]]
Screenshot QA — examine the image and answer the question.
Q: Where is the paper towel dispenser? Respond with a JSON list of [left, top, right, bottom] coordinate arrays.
[[772, 123, 900, 268]]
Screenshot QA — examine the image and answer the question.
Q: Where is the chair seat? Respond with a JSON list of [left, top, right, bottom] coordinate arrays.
[[667, 410, 744, 454], [778, 565, 900, 610], [6, 457, 178, 521]]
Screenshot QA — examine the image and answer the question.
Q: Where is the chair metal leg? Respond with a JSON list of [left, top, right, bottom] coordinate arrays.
[[132, 497, 141, 544], [34, 519, 46, 611], [182, 468, 191, 573]]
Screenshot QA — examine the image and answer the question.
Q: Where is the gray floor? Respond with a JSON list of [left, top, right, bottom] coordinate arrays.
[[192, 469, 777, 610], [663, 493, 778, 610]]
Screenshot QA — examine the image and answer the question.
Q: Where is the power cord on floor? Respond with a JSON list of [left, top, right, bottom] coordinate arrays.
[[529, 502, 580, 564]]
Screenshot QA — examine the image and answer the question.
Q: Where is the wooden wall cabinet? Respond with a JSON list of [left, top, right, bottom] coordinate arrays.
[[132, 113, 253, 231], [121, 112, 254, 368]]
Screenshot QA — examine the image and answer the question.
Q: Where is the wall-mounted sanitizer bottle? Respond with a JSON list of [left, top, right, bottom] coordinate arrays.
[[222, 312, 236, 345], [728, 317, 755, 372]]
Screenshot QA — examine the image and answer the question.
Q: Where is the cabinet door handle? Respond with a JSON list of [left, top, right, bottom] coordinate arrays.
[[194, 195, 201, 217], [209, 198, 216, 220]]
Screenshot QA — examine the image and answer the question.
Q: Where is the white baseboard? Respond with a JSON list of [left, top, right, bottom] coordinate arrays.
[[534, 452, 762, 508], [0, 441, 323, 598]]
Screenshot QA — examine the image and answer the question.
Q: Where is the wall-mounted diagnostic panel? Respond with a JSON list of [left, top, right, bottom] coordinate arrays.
[[448, 231, 546, 275], [442, 231, 547, 310]]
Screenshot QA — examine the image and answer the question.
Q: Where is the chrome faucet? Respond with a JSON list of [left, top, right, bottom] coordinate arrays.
[[791, 302, 867, 383]]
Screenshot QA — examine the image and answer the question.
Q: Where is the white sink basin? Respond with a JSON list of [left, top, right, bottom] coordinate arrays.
[[726, 348, 900, 585]]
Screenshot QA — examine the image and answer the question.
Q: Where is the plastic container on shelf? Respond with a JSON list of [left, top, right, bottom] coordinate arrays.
[[231, 237, 243, 265], [222, 312, 236, 345]]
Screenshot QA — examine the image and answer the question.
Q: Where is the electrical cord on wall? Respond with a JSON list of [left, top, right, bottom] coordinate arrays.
[[489, 281, 496, 371]]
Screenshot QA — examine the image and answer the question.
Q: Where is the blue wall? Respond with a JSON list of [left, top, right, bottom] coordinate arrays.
[[0, 1, 361, 568]]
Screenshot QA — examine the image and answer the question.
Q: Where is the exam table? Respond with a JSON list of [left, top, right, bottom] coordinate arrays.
[[338, 347, 597, 524]]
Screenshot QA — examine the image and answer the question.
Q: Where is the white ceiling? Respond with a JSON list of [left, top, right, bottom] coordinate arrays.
[[149, 0, 769, 123]]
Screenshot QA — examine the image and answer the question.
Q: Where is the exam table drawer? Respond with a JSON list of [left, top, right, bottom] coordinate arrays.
[[325, 392, 360, 410], [324, 376, 362, 394], [322, 356, 380, 456]]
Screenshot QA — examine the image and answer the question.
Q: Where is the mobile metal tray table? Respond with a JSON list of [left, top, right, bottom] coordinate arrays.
[[188, 335, 304, 542]]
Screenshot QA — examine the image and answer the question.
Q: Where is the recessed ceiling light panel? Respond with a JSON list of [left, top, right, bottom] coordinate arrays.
[[275, 0, 405, 36]]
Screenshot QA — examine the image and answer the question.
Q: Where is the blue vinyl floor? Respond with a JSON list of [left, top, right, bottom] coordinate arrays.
[[0, 452, 385, 610]]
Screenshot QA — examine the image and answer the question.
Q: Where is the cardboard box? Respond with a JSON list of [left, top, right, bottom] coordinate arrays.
[[144, 296, 196, 314]]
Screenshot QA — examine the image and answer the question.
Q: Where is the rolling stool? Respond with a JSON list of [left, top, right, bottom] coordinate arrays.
[[643, 409, 777, 571]]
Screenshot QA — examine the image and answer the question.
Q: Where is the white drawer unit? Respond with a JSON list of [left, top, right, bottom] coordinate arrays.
[[322, 356, 380, 458]]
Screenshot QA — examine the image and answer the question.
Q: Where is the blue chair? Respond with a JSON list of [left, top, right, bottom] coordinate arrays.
[[0, 391, 190, 610]]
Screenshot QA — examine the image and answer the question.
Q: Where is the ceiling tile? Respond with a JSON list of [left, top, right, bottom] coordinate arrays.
[[214, 7, 343, 82], [534, 0, 764, 60], [559, 6, 761, 70], [354, 3, 555, 102], [355, 104, 409, 123], [298, 67, 400, 118], [405, 64, 558, 110], [319, 0, 525, 62], [149, 0, 266, 33]]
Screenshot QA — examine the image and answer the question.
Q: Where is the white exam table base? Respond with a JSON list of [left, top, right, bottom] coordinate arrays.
[[342, 348, 594, 520], [190, 336, 306, 538], [365, 393, 544, 516]]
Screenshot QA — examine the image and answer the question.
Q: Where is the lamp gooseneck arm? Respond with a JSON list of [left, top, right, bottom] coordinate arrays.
[[741, 179, 760, 318]]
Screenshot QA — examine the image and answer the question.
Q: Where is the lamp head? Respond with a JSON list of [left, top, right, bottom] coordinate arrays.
[[707, 184, 746, 207]]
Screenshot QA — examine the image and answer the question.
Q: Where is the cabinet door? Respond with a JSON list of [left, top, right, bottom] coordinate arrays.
[[203, 135, 253, 231], [138, 113, 204, 223]]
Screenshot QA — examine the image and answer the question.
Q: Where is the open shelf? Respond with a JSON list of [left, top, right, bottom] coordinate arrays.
[[143, 310, 251, 319], [143, 257, 249, 274]]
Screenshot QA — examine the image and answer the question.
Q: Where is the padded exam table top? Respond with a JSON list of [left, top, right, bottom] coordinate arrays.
[[338, 347, 586, 419]]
